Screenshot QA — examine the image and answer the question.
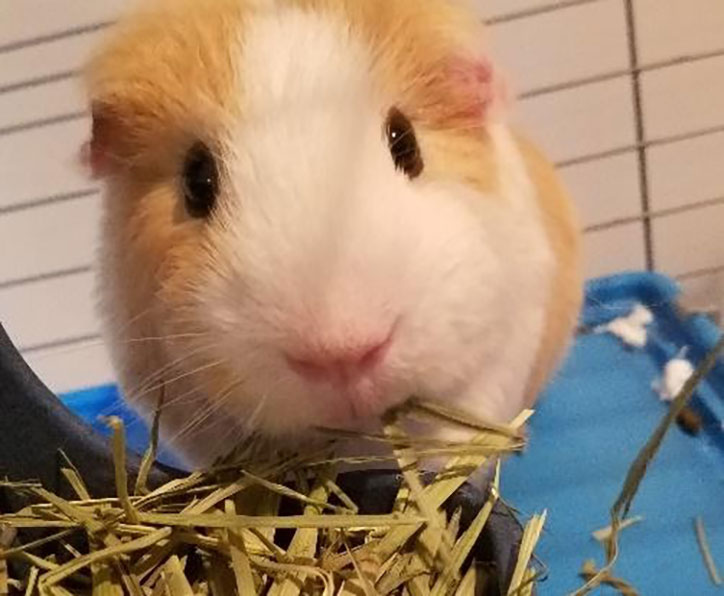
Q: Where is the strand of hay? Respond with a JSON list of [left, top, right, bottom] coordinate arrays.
[[694, 516, 723, 586], [578, 561, 638, 596], [591, 517, 642, 543]]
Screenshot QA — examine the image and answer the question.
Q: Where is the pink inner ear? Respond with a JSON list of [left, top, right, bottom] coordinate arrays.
[[442, 55, 498, 122], [86, 104, 113, 177]]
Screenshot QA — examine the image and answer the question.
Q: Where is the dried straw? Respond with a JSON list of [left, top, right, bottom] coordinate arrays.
[[0, 400, 543, 595]]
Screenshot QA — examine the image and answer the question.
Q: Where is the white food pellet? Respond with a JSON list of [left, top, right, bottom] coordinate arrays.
[[595, 303, 654, 348], [657, 355, 695, 402]]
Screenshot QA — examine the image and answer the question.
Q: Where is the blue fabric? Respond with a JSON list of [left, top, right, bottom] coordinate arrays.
[[60, 271, 724, 594], [505, 272, 724, 594], [58, 385, 184, 468]]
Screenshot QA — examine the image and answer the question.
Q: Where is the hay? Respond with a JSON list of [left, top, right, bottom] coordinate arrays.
[[578, 561, 638, 596], [694, 516, 723, 586], [0, 400, 542, 595]]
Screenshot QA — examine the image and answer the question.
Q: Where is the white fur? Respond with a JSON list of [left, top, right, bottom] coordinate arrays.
[[118, 7, 556, 465]]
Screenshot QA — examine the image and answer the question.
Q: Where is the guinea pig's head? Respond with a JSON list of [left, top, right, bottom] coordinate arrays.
[[87, 0, 528, 443]]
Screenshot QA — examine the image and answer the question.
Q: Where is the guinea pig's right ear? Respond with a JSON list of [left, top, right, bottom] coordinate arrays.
[[81, 101, 119, 179]]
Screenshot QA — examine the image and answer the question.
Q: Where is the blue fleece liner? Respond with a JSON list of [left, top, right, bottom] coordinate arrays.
[[57, 385, 185, 468], [60, 272, 724, 594], [504, 272, 724, 595]]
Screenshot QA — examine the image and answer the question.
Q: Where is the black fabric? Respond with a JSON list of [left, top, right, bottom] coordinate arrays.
[[0, 324, 175, 508], [0, 323, 528, 594]]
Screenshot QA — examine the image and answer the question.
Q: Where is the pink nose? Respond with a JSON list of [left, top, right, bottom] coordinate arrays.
[[285, 333, 393, 384]]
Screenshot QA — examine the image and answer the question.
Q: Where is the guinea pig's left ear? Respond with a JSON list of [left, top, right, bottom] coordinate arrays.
[[441, 53, 510, 123]]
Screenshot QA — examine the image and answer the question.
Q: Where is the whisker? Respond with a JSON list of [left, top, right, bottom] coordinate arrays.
[[93, 382, 209, 422], [166, 378, 244, 447], [122, 343, 218, 402], [120, 331, 209, 345], [196, 385, 271, 463], [22, 334, 112, 360], [204, 422, 244, 463], [124, 357, 225, 407], [157, 386, 208, 410], [246, 394, 268, 433], [19, 303, 199, 360]]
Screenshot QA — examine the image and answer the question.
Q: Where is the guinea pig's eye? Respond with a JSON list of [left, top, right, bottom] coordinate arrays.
[[182, 142, 219, 219], [385, 108, 423, 179]]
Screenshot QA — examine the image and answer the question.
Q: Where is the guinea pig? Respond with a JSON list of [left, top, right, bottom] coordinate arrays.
[[84, 0, 582, 468]]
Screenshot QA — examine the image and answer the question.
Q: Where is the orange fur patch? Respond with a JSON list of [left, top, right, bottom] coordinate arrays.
[[85, 0, 244, 175], [516, 135, 583, 405]]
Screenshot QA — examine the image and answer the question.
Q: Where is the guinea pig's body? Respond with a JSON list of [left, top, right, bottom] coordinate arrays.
[[86, 0, 582, 467]]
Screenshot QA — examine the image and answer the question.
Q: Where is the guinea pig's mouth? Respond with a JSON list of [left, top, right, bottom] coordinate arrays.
[[319, 383, 391, 428], [321, 376, 420, 434]]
